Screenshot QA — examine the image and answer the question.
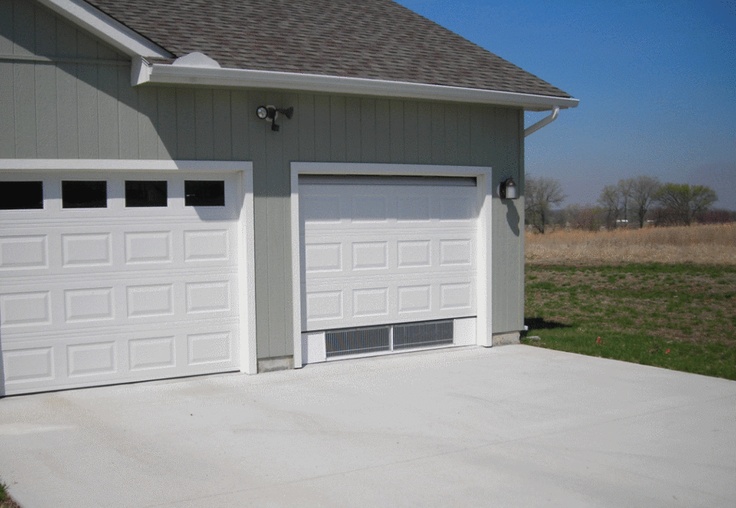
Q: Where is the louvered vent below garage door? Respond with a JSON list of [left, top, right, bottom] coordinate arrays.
[[325, 325, 390, 358], [393, 320, 453, 350], [325, 320, 453, 358]]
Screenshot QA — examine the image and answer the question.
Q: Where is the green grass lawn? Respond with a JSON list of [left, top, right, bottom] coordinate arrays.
[[523, 263, 736, 380]]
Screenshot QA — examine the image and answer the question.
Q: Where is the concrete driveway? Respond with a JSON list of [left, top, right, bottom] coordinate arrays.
[[1, 345, 735, 508]]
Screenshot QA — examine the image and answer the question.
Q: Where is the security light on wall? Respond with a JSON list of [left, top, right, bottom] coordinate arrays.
[[500, 177, 518, 199], [256, 105, 294, 131]]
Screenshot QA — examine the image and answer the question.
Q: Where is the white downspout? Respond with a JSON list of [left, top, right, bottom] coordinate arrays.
[[524, 106, 560, 137]]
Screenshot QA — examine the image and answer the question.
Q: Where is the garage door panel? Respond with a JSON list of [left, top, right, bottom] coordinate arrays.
[[2, 321, 239, 392], [300, 177, 477, 332], [64, 287, 115, 322], [304, 270, 475, 288], [0, 290, 52, 328], [301, 276, 476, 331], [183, 229, 231, 261], [304, 242, 475, 280], [185, 280, 233, 314], [66, 341, 118, 378], [126, 283, 175, 318], [125, 230, 173, 264], [2, 347, 55, 385], [1, 172, 244, 394], [1, 226, 237, 275], [2, 276, 238, 330], [187, 330, 234, 365], [301, 180, 475, 216], [128, 335, 176, 371], [304, 242, 343, 272], [63, 233, 113, 268], [0, 234, 48, 270]]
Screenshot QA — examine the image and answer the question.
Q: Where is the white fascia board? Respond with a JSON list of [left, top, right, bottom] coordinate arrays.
[[37, 0, 171, 59], [0, 159, 249, 172], [138, 62, 579, 111]]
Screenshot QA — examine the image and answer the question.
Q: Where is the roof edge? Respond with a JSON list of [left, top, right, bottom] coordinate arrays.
[[135, 58, 579, 111], [37, 0, 171, 59]]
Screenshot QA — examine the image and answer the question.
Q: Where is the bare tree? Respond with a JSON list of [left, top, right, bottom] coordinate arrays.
[[629, 176, 660, 227], [564, 204, 604, 231], [617, 178, 635, 225], [525, 176, 565, 234], [654, 183, 718, 225], [598, 184, 620, 230], [598, 176, 662, 229]]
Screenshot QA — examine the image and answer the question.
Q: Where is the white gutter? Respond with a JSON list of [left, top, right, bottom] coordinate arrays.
[[133, 57, 579, 112], [37, 0, 171, 59], [524, 106, 560, 137]]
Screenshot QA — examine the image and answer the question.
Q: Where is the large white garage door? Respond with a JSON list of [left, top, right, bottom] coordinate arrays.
[[300, 175, 477, 354], [1, 172, 243, 395]]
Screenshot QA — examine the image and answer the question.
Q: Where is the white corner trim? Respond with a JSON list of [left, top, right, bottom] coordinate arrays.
[[290, 166, 303, 368], [476, 168, 494, 347], [237, 165, 258, 375], [138, 64, 579, 111], [37, 0, 171, 59], [289, 162, 494, 361]]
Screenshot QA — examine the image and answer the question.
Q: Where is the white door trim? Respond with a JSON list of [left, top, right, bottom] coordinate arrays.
[[0, 159, 257, 376], [290, 162, 493, 369]]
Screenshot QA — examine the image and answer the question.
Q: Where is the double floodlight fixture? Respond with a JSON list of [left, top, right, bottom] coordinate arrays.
[[256, 105, 294, 131]]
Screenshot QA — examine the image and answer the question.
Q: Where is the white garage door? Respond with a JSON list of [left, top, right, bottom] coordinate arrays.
[[1, 172, 244, 395], [299, 176, 477, 355]]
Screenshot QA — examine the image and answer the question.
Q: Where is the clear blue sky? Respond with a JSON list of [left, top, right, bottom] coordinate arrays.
[[396, 0, 736, 210]]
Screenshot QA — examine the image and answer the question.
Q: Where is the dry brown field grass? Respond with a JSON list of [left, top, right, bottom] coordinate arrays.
[[526, 223, 736, 265]]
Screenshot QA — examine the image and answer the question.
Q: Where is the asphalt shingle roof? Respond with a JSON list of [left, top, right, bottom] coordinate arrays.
[[85, 0, 572, 98]]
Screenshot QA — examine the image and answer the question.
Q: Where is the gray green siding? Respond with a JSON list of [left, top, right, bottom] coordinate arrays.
[[1, 0, 525, 360]]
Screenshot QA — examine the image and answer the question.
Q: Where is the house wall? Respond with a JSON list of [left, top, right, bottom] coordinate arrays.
[[0, 0, 525, 362]]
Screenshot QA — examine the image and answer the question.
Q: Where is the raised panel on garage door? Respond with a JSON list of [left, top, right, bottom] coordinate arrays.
[[299, 176, 478, 332], [0, 173, 244, 395]]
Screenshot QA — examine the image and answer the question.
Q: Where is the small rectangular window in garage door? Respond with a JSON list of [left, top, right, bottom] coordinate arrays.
[[125, 181, 167, 207], [0, 181, 44, 210], [185, 180, 225, 206], [62, 181, 107, 208]]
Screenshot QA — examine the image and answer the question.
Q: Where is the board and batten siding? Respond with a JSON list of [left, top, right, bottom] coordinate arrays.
[[1, 0, 525, 361]]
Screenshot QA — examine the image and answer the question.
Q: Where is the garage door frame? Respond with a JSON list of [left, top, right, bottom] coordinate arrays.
[[0, 158, 257, 395], [290, 162, 493, 369]]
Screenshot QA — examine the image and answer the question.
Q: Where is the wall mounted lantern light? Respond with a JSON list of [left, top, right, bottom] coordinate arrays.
[[499, 177, 518, 200], [256, 105, 294, 131]]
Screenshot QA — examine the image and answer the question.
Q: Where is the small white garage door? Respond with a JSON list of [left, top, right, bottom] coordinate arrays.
[[299, 175, 477, 357], [1, 172, 244, 395]]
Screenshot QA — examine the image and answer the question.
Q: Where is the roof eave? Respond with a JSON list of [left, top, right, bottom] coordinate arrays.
[[38, 0, 171, 59], [134, 58, 579, 111]]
